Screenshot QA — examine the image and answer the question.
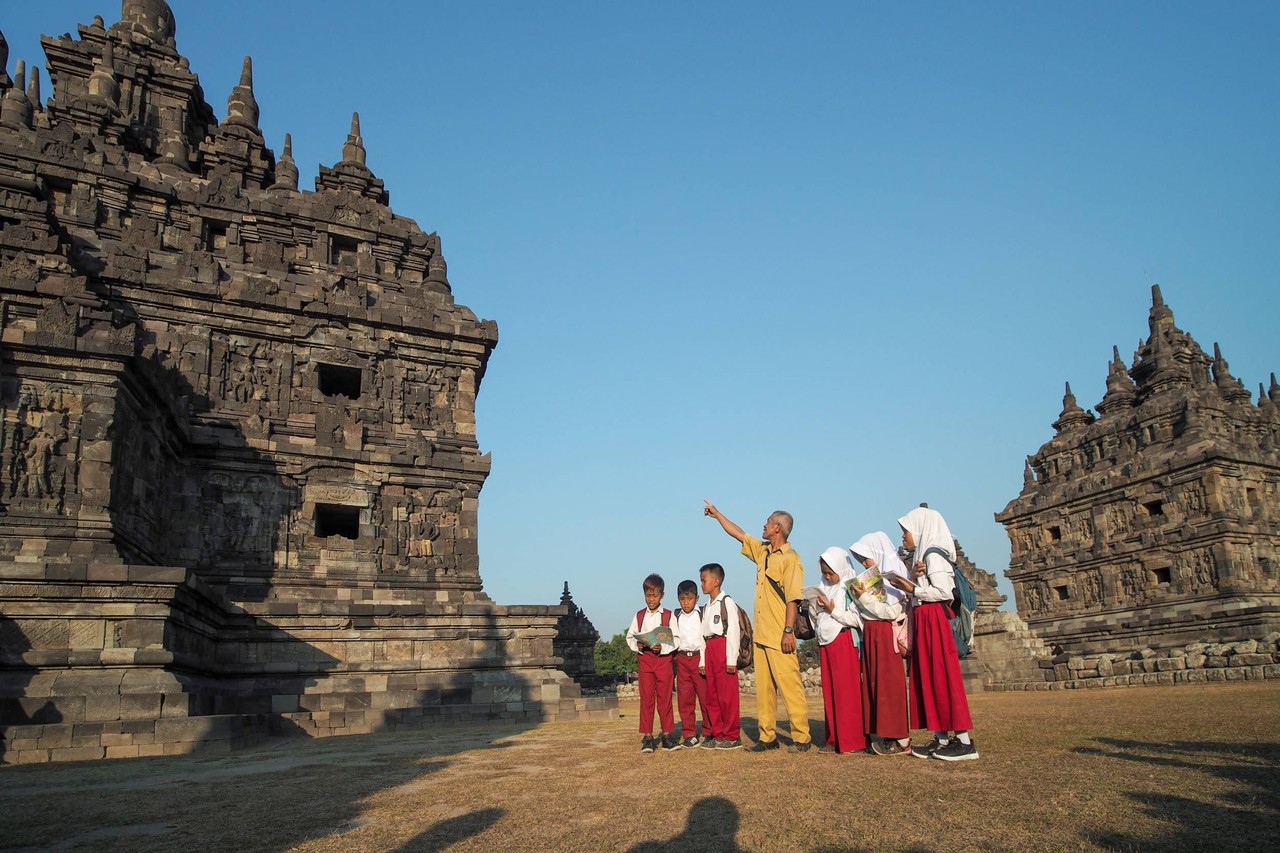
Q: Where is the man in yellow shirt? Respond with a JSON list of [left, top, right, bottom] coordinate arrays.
[[704, 500, 812, 752]]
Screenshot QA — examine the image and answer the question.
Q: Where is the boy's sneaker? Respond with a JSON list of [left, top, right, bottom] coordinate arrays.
[[640, 736, 656, 753], [699, 738, 720, 749], [788, 741, 812, 753], [746, 739, 780, 752], [661, 734, 680, 751], [912, 738, 946, 759], [932, 738, 979, 761], [715, 738, 743, 750], [681, 736, 700, 749], [871, 739, 913, 757], [817, 744, 838, 754]]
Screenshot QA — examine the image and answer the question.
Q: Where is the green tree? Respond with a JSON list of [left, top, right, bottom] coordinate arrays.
[[594, 632, 637, 677]]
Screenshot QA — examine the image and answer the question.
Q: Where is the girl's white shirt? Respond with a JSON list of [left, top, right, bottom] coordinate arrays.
[[814, 547, 863, 645]]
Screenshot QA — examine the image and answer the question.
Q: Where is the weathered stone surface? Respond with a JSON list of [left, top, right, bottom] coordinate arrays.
[[0, 1, 611, 764], [996, 286, 1280, 655]]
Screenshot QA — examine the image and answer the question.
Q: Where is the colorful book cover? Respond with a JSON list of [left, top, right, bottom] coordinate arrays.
[[847, 567, 886, 601]]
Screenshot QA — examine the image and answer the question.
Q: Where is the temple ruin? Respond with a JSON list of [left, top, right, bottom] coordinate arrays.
[[997, 286, 1280, 655], [0, 2, 608, 764]]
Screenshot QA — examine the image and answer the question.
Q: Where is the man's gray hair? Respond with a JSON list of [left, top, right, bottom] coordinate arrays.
[[769, 510, 794, 540]]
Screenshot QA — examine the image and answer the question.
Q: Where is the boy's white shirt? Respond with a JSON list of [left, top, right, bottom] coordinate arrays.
[[626, 607, 676, 655], [673, 606, 706, 668], [699, 591, 741, 669]]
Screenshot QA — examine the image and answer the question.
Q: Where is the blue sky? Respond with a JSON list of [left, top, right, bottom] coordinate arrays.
[[6, 2, 1278, 639]]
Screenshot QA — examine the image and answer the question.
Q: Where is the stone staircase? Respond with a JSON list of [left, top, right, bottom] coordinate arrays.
[[962, 610, 1054, 690]]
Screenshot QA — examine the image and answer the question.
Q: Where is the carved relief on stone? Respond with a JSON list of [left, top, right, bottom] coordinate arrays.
[[215, 338, 279, 412], [1021, 578, 1052, 614], [398, 364, 459, 432], [5, 384, 75, 513], [1119, 563, 1145, 602], [1105, 501, 1131, 536], [1189, 547, 1218, 590], [204, 472, 278, 560], [1081, 568, 1104, 607], [1181, 481, 1208, 516]]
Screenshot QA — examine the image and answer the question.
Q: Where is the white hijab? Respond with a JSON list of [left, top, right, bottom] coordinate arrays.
[[897, 506, 956, 565], [817, 546, 856, 644], [849, 531, 909, 604]]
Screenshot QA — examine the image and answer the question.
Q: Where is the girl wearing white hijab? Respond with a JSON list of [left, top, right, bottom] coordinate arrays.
[[849, 531, 912, 756], [887, 506, 978, 761], [812, 546, 866, 754]]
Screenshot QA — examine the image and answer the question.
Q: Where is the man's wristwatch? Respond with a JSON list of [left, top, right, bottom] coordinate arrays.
[[783, 626, 794, 635]]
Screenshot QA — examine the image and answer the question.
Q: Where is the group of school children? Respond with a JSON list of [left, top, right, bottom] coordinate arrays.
[[626, 504, 978, 761]]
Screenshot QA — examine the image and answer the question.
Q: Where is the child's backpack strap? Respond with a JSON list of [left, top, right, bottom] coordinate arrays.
[[636, 608, 646, 632], [661, 608, 671, 628]]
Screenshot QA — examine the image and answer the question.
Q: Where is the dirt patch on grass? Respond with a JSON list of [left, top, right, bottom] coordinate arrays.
[[1, 683, 1277, 852]]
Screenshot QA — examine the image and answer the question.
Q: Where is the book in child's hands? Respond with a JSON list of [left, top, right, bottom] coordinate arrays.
[[632, 625, 675, 648], [847, 567, 886, 601]]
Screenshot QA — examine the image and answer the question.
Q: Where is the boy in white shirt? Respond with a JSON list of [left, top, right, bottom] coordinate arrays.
[[672, 579, 709, 747], [698, 563, 743, 749], [626, 573, 678, 752]]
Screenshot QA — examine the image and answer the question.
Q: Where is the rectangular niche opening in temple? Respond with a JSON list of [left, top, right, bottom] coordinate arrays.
[[1143, 500, 1165, 517], [329, 234, 361, 268], [315, 504, 360, 539], [318, 364, 362, 399]]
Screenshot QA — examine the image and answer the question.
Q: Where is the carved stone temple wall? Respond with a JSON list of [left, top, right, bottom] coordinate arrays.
[[996, 286, 1280, 657], [0, 2, 610, 764]]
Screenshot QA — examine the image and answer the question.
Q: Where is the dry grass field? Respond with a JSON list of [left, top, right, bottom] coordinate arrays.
[[1, 681, 1277, 853]]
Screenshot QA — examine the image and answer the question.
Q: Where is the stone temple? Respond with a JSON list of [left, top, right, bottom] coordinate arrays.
[[997, 286, 1280, 655], [0, 2, 608, 764]]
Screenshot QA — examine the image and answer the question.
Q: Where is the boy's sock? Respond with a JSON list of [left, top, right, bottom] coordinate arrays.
[[897, 738, 911, 748], [956, 732, 972, 745], [933, 731, 950, 745]]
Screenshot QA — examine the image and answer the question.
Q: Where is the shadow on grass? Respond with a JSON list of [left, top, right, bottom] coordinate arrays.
[[1073, 736, 1280, 850], [624, 797, 748, 853], [0, 729, 516, 852], [394, 807, 504, 852]]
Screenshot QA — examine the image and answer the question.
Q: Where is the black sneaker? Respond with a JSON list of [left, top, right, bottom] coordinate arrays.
[[700, 738, 720, 749], [871, 739, 913, 757], [681, 736, 700, 749], [640, 736, 656, 753], [661, 734, 680, 751], [715, 738, 743, 750], [932, 738, 979, 761], [818, 744, 838, 754], [912, 738, 946, 759], [746, 739, 780, 752], [788, 741, 812, 753]]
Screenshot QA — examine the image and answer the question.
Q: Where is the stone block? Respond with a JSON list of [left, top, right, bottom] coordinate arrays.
[[1185, 654, 1207, 669], [1234, 654, 1272, 667], [51, 746, 106, 762], [1225, 667, 1245, 681], [119, 694, 162, 720], [1205, 656, 1229, 668], [1155, 658, 1185, 672], [83, 694, 122, 722], [1230, 640, 1259, 655]]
